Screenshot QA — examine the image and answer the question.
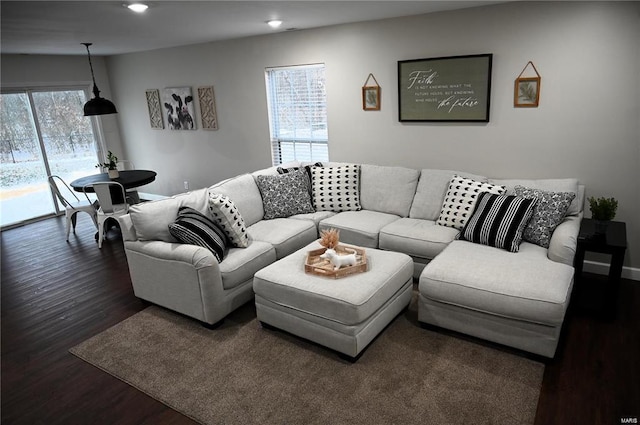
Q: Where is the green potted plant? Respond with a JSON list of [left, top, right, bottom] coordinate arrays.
[[96, 150, 119, 178], [588, 196, 618, 233]]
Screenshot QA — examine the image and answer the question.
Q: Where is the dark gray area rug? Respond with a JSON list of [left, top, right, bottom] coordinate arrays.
[[70, 294, 544, 425]]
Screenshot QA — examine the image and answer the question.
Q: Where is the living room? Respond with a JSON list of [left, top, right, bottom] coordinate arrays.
[[1, 1, 639, 424]]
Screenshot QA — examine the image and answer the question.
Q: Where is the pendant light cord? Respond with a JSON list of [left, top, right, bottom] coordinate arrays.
[[82, 42, 100, 96]]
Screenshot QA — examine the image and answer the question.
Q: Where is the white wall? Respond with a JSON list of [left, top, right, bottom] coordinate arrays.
[[2, 2, 639, 270], [0, 54, 123, 156]]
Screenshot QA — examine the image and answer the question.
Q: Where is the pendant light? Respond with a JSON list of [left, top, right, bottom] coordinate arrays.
[[82, 43, 117, 116]]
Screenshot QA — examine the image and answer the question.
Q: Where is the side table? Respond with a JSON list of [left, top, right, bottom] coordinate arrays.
[[574, 218, 627, 316]]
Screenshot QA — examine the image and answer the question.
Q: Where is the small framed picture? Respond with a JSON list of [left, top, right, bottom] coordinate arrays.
[[362, 86, 381, 111], [514, 77, 541, 107]]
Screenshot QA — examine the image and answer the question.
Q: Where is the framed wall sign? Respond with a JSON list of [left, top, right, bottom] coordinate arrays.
[[398, 54, 493, 122]]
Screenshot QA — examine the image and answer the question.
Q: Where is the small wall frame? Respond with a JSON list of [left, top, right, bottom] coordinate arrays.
[[514, 61, 541, 107], [197, 86, 219, 130], [145, 89, 164, 129], [362, 73, 381, 111]]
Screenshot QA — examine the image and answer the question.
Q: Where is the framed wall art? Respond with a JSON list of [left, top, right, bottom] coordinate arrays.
[[145, 89, 164, 129], [197, 86, 219, 130], [398, 54, 493, 122], [362, 73, 381, 111], [162, 87, 196, 130], [514, 61, 541, 107]]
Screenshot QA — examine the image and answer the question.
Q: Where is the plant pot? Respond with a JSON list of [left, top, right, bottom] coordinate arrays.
[[108, 169, 120, 179], [594, 220, 609, 235]]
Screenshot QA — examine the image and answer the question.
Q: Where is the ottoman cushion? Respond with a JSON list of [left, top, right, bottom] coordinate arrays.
[[253, 241, 413, 326]]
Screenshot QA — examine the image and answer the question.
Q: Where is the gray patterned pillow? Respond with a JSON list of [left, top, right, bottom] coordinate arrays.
[[255, 169, 315, 219], [514, 185, 576, 248]]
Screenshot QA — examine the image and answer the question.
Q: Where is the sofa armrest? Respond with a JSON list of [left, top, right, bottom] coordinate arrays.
[[547, 213, 582, 266], [119, 214, 138, 242], [124, 240, 219, 269], [123, 240, 225, 323]]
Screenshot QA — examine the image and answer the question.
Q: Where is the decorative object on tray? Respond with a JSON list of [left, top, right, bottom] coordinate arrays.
[[96, 150, 119, 179], [362, 73, 381, 111], [145, 89, 164, 129], [197, 86, 218, 130], [514, 61, 541, 107], [305, 228, 367, 278]]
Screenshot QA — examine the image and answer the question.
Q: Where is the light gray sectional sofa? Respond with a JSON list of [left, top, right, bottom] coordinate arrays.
[[119, 161, 583, 358]]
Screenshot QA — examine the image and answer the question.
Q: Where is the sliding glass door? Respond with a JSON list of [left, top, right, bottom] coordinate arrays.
[[0, 88, 102, 228]]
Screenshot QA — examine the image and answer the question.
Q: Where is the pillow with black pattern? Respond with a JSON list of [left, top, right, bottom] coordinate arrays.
[[436, 175, 506, 230], [277, 162, 322, 197], [168, 207, 229, 262], [311, 164, 361, 212], [457, 192, 536, 253], [514, 185, 576, 248], [255, 169, 315, 219], [207, 193, 250, 248]]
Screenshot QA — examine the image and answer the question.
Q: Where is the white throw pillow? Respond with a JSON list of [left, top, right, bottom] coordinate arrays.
[[311, 164, 362, 212], [436, 175, 506, 230], [207, 192, 249, 248]]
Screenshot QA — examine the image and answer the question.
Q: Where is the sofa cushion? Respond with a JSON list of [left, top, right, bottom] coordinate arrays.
[[168, 206, 229, 262], [419, 240, 574, 326], [219, 241, 276, 290], [359, 164, 420, 217], [319, 210, 400, 248], [379, 218, 459, 260], [514, 185, 576, 248], [129, 188, 209, 242], [208, 193, 250, 248], [255, 169, 315, 219], [288, 210, 336, 227], [409, 170, 487, 220], [248, 218, 317, 259], [457, 192, 536, 253], [311, 164, 362, 212], [436, 175, 506, 230], [489, 178, 580, 216], [209, 173, 264, 226]]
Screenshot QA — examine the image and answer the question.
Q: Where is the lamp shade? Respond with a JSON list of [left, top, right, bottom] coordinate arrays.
[[84, 94, 118, 116]]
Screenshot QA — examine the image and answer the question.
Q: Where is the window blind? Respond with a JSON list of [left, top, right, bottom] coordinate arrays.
[[265, 64, 329, 165]]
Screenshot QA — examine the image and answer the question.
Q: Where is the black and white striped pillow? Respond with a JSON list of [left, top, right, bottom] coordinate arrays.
[[457, 192, 536, 253], [168, 207, 229, 262]]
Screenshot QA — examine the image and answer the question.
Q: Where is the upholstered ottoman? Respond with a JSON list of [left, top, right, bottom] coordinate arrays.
[[253, 240, 413, 360]]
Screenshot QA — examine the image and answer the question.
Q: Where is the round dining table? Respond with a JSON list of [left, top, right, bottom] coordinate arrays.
[[70, 170, 157, 193]]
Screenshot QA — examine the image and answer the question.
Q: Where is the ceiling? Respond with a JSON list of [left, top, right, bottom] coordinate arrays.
[[1, 1, 507, 56]]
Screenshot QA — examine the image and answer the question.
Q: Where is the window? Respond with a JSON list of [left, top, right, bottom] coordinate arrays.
[[265, 64, 329, 165]]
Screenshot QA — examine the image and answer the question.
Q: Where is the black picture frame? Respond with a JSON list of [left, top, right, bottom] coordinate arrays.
[[398, 54, 493, 122]]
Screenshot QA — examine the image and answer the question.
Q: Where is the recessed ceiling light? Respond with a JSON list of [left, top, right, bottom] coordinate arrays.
[[126, 3, 149, 13], [267, 20, 283, 29]]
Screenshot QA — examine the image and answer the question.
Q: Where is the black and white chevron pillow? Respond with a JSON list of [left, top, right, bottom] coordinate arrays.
[[436, 175, 506, 230], [311, 164, 361, 212], [457, 192, 536, 252], [168, 207, 229, 262]]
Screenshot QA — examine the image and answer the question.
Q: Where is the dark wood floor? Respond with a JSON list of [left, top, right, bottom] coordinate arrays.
[[2, 216, 638, 425]]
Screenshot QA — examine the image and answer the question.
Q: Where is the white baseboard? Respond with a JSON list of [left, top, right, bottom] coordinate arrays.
[[137, 192, 169, 201], [583, 260, 640, 282]]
